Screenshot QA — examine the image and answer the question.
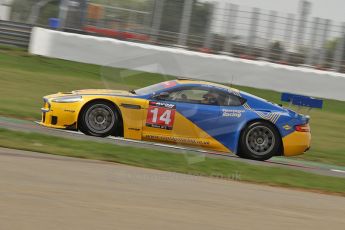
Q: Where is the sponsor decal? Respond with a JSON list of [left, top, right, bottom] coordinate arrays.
[[283, 124, 292, 130], [149, 101, 175, 109], [146, 101, 176, 130], [226, 88, 241, 96], [222, 109, 245, 118], [162, 81, 177, 88], [144, 134, 210, 145], [128, 128, 141, 131]]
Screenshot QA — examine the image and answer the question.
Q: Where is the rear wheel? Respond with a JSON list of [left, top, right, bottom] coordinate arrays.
[[79, 101, 118, 137], [239, 121, 281, 161]]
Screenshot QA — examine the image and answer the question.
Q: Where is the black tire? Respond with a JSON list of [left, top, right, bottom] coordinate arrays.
[[79, 101, 118, 137], [238, 121, 281, 161]]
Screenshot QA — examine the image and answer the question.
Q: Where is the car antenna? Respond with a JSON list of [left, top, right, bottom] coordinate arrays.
[[229, 75, 235, 88]]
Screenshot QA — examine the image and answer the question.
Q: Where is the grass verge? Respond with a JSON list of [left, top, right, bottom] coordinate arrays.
[[0, 128, 344, 195]]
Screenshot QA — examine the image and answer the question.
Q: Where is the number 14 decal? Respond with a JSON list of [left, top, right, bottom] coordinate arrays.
[[146, 101, 176, 130], [150, 108, 172, 124]]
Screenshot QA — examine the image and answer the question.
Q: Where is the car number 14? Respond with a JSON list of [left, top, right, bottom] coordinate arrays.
[[146, 102, 176, 130]]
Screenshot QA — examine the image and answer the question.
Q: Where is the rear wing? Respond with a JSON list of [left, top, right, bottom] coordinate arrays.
[[281, 93, 323, 110]]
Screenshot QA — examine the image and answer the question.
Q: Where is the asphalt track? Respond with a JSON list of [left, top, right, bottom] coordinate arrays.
[[0, 116, 345, 178], [0, 147, 344, 230]]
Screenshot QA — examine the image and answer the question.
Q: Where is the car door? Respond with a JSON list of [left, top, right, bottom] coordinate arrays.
[[141, 86, 228, 151], [217, 92, 248, 152]]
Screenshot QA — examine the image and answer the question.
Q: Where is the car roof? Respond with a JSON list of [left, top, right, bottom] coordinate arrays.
[[175, 79, 240, 93]]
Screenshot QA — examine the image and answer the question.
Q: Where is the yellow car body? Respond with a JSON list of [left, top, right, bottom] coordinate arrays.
[[40, 88, 229, 152]]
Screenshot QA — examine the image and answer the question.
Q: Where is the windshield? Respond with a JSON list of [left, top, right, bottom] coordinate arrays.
[[134, 80, 178, 95]]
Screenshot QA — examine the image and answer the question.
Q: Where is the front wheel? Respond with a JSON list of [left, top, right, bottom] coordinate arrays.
[[79, 101, 118, 137], [238, 121, 281, 161]]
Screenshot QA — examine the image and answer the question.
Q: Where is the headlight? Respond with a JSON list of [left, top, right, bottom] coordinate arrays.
[[52, 96, 83, 103]]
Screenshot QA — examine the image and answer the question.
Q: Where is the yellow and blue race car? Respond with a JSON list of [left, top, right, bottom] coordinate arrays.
[[39, 79, 311, 160]]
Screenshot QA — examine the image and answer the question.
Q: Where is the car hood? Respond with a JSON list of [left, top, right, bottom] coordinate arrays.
[[44, 89, 133, 99], [72, 89, 133, 95]]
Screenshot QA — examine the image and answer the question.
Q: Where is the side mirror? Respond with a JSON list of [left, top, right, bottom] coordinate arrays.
[[152, 91, 170, 100]]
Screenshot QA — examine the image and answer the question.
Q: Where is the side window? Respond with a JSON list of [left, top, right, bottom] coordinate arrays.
[[157, 87, 245, 106], [222, 94, 245, 106], [168, 89, 214, 104]]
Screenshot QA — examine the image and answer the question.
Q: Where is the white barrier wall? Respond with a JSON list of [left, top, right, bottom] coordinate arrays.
[[29, 27, 345, 101], [0, 0, 11, 20]]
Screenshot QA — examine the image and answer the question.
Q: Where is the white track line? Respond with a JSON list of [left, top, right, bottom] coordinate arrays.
[[330, 169, 345, 174]]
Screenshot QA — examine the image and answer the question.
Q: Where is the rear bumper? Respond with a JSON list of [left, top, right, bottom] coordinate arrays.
[[282, 131, 311, 156]]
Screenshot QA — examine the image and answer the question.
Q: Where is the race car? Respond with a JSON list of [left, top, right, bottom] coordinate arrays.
[[39, 79, 311, 160]]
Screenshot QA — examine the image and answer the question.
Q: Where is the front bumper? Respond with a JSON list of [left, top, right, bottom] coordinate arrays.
[[40, 98, 79, 130]]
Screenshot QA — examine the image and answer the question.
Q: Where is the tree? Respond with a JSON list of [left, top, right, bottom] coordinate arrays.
[[325, 38, 339, 62], [269, 41, 284, 60], [10, 0, 58, 24], [190, 1, 212, 36], [160, 0, 184, 33], [10, 0, 36, 22], [159, 0, 212, 36]]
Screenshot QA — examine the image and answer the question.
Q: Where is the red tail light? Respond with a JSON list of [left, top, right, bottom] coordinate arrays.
[[295, 124, 310, 132]]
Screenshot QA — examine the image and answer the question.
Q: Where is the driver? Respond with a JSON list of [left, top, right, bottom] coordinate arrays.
[[201, 93, 218, 105]]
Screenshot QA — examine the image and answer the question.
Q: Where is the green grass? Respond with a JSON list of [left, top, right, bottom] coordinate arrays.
[[0, 46, 344, 166], [0, 127, 344, 195]]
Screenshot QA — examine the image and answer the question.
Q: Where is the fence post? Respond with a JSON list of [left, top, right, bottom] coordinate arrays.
[[79, 0, 88, 28], [263, 10, 277, 59], [318, 19, 331, 67], [203, 3, 216, 49], [58, 0, 70, 29], [332, 23, 345, 72], [178, 0, 193, 47], [223, 3, 238, 54], [306, 17, 320, 66], [151, 0, 165, 43], [295, 0, 311, 53], [247, 7, 260, 56], [282, 14, 295, 62]]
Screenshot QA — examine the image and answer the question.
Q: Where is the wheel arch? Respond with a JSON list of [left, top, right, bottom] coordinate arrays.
[[237, 118, 284, 156], [77, 98, 124, 137]]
